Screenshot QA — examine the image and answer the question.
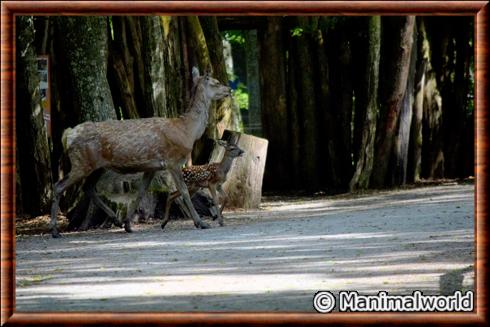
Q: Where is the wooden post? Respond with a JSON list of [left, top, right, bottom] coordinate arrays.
[[209, 130, 268, 209]]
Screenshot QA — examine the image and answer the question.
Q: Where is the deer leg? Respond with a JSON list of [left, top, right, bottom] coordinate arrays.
[[161, 190, 180, 230], [50, 172, 86, 238], [169, 169, 210, 229], [82, 169, 121, 228], [217, 185, 227, 216], [125, 171, 155, 233], [209, 185, 224, 226]]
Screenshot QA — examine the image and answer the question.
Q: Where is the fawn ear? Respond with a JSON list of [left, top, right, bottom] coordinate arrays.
[[192, 67, 200, 84]]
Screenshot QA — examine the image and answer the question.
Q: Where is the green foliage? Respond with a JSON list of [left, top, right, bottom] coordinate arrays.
[[108, 16, 114, 41], [223, 30, 246, 45], [290, 27, 304, 37], [233, 82, 249, 110]]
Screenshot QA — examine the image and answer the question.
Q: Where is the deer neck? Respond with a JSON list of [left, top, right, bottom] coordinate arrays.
[[218, 153, 236, 177], [183, 86, 212, 141]]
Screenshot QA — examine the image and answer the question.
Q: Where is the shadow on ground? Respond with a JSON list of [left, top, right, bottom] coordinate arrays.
[[16, 184, 474, 312]]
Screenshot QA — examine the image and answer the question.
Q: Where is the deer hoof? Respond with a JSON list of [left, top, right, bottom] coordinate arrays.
[[161, 221, 169, 230], [51, 231, 62, 238], [219, 221, 224, 227], [124, 223, 133, 233], [198, 221, 211, 229]]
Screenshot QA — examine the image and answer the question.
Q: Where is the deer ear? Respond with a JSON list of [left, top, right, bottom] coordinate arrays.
[[192, 67, 200, 84]]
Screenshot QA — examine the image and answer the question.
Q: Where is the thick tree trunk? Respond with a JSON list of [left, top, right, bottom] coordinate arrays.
[[371, 16, 415, 187], [349, 16, 381, 191], [313, 21, 330, 188], [391, 24, 418, 186], [54, 17, 116, 122], [258, 17, 290, 191], [443, 17, 472, 177], [325, 19, 354, 192], [286, 36, 302, 188], [16, 16, 53, 216], [200, 17, 242, 138], [53, 16, 117, 229], [140, 16, 168, 117], [408, 18, 429, 182], [293, 17, 320, 191], [245, 30, 262, 136], [421, 18, 447, 179]]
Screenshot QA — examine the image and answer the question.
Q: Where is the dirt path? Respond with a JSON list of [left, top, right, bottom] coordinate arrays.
[[16, 184, 474, 312]]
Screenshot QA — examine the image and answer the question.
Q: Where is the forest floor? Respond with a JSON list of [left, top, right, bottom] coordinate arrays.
[[15, 182, 474, 312]]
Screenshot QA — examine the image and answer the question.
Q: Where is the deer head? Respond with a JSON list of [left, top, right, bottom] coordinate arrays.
[[192, 67, 231, 100], [217, 140, 245, 158]]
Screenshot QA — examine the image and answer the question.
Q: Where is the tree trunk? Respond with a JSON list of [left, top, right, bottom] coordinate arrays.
[[16, 16, 53, 216], [349, 16, 381, 191], [391, 23, 418, 186], [371, 16, 415, 187], [54, 17, 116, 122], [286, 35, 302, 189], [258, 17, 290, 190], [140, 16, 168, 117], [408, 18, 428, 182], [200, 17, 242, 138], [53, 16, 117, 229], [293, 17, 320, 191], [325, 19, 354, 192], [421, 18, 447, 179], [443, 17, 472, 177], [245, 30, 262, 136]]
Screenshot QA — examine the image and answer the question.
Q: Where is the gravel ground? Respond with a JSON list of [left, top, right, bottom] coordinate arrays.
[[15, 184, 474, 312]]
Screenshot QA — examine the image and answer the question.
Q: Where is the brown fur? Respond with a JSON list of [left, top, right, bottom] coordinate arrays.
[[50, 68, 231, 237], [162, 141, 244, 229]]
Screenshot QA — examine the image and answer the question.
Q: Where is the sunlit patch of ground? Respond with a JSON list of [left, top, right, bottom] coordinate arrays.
[[15, 183, 474, 312]]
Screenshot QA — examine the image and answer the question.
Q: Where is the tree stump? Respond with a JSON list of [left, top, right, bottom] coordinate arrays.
[[210, 130, 268, 209]]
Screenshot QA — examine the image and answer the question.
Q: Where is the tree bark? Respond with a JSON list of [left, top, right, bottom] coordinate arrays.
[[349, 16, 381, 191], [53, 16, 117, 228], [200, 17, 242, 139], [421, 18, 447, 179], [293, 17, 320, 190], [54, 17, 116, 122], [408, 18, 428, 182], [325, 19, 354, 192], [245, 29, 262, 136], [371, 16, 415, 187], [16, 16, 53, 216], [391, 23, 418, 186], [258, 17, 290, 190], [313, 21, 330, 188]]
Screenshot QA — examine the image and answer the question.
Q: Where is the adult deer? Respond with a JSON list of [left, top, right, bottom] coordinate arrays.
[[50, 67, 231, 238], [161, 140, 244, 229]]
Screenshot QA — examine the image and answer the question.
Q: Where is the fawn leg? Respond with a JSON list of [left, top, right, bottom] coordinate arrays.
[[169, 168, 210, 229], [161, 190, 180, 230], [218, 185, 227, 215], [208, 185, 224, 226], [50, 172, 86, 238], [125, 171, 155, 233]]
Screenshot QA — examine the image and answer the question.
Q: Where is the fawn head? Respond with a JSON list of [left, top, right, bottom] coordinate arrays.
[[217, 140, 245, 158], [192, 67, 231, 100]]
